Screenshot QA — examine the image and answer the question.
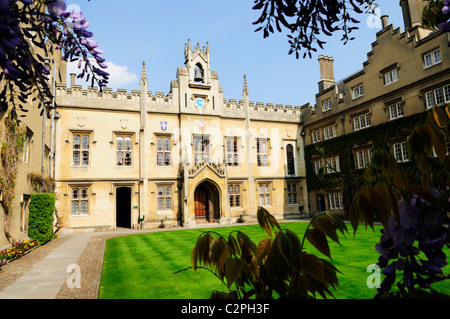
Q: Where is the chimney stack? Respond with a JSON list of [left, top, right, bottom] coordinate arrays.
[[381, 15, 389, 29], [318, 55, 335, 92], [399, 0, 430, 30], [70, 73, 76, 88]]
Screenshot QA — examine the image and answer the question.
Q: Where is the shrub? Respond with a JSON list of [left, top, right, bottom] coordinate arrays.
[[28, 193, 55, 244]]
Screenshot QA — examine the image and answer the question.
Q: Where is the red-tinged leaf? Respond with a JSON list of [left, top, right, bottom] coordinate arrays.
[[358, 186, 376, 229], [225, 258, 242, 288], [433, 106, 448, 128], [305, 228, 331, 259], [312, 214, 340, 245], [349, 193, 360, 236], [302, 252, 326, 284], [256, 237, 271, 262]]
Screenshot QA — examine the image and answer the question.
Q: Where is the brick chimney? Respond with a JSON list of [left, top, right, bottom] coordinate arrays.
[[318, 55, 335, 92]]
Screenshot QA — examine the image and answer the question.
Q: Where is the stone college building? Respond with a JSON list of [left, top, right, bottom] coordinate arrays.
[[54, 40, 308, 232]]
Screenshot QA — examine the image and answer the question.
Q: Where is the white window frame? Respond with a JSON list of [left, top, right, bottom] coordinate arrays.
[[311, 130, 320, 144], [156, 136, 171, 167], [323, 125, 337, 140], [384, 69, 399, 85], [353, 113, 371, 131], [389, 102, 404, 120], [424, 48, 442, 68], [226, 137, 240, 167], [352, 84, 364, 99], [328, 192, 343, 210], [356, 148, 373, 169], [322, 99, 332, 112], [326, 156, 340, 174], [393, 141, 409, 163]]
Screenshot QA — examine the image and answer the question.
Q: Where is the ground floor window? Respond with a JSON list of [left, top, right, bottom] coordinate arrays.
[[157, 185, 172, 212], [71, 186, 90, 215], [287, 183, 298, 205], [328, 192, 343, 210], [228, 184, 241, 207], [258, 183, 271, 206]]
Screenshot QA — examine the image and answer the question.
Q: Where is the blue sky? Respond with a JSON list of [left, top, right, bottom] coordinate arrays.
[[66, 0, 406, 107]]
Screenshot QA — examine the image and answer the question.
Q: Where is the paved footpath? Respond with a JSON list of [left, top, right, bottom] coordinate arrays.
[[0, 232, 94, 299]]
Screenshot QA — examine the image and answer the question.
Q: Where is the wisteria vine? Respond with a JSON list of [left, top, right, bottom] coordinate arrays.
[[0, 0, 108, 117]]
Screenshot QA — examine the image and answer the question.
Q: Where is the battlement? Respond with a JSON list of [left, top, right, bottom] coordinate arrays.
[[56, 84, 174, 108]]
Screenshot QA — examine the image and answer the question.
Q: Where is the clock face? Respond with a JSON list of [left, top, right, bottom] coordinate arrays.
[[194, 97, 205, 108]]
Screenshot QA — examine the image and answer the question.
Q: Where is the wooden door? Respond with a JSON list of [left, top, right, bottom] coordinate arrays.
[[195, 188, 207, 219]]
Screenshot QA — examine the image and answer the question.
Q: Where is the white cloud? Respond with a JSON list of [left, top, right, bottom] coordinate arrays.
[[66, 60, 138, 90]]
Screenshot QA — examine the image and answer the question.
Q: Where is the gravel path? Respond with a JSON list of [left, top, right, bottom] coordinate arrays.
[[0, 231, 139, 299]]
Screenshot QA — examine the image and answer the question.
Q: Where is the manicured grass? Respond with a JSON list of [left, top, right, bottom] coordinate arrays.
[[98, 222, 450, 299]]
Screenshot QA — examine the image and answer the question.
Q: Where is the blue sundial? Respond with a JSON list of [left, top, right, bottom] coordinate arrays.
[[195, 97, 205, 108]]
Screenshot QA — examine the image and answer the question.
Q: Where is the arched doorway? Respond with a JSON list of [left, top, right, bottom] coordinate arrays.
[[116, 187, 131, 228], [194, 180, 220, 222]]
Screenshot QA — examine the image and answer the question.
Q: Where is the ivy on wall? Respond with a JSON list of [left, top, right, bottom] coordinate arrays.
[[304, 111, 429, 214], [0, 110, 26, 243]]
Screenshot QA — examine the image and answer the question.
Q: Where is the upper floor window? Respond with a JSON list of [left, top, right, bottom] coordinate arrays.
[[256, 138, 269, 167], [311, 130, 320, 144], [425, 84, 450, 109], [423, 48, 441, 68], [116, 135, 132, 167], [322, 99, 332, 112], [388, 102, 404, 120], [353, 113, 371, 131], [323, 124, 337, 140], [393, 141, 409, 163], [286, 144, 295, 175], [194, 135, 210, 164], [384, 68, 399, 85], [355, 148, 373, 169], [73, 133, 90, 167], [326, 155, 340, 174], [226, 137, 239, 167], [352, 84, 364, 99], [313, 158, 322, 175], [157, 136, 171, 167]]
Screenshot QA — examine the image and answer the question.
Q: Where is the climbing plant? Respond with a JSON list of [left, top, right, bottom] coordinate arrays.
[[0, 109, 26, 243], [304, 111, 428, 214]]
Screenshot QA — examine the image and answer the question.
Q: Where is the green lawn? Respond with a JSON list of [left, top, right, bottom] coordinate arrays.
[[98, 222, 450, 299]]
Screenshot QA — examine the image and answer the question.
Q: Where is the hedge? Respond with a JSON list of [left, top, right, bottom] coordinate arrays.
[[28, 193, 55, 244]]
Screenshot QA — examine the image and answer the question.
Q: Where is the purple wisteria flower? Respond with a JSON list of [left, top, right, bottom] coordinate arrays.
[[375, 189, 449, 298], [0, 0, 108, 116]]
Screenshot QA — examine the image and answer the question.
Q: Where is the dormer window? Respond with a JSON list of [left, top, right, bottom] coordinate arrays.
[[194, 64, 204, 83]]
